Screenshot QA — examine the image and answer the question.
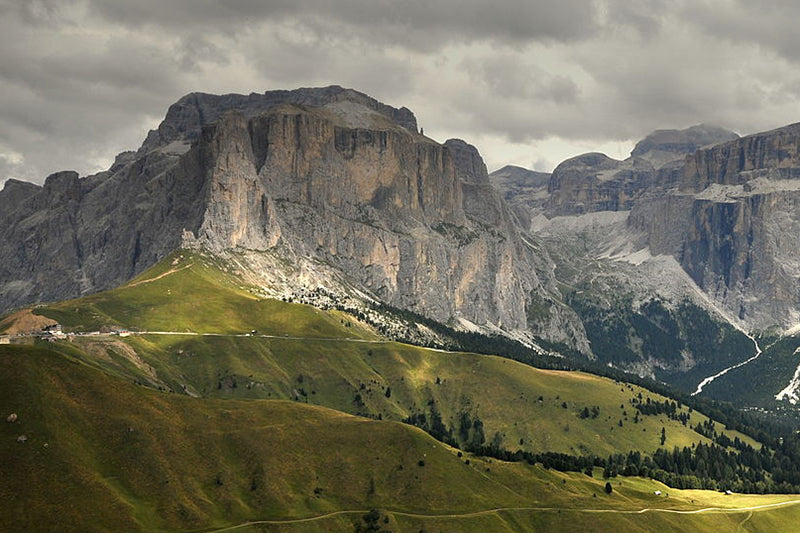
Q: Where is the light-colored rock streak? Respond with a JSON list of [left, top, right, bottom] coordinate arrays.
[[692, 333, 763, 396], [775, 347, 800, 404]]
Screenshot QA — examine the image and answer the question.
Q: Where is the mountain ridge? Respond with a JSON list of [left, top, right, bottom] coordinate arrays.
[[0, 86, 587, 352]]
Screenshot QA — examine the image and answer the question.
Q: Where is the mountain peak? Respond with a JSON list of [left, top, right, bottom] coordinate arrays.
[[0, 178, 41, 216], [141, 86, 418, 154], [631, 124, 739, 166], [489, 165, 551, 190]]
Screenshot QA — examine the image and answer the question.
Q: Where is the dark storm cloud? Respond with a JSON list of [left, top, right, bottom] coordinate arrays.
[[2, 0, 800, 184], [86, 0, 601, 48]]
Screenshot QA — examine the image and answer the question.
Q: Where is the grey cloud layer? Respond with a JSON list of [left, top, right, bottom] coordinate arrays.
[[87, 0, 599, 47], [2, 0, 800, 183]]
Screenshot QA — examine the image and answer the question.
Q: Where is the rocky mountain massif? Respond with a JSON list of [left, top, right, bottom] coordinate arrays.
[[0, 86, 586, 351], [6, 85, 800, 400], [494, 122, 800, 399], [500, 122, 800, 334], [635, 123, 800, 330]]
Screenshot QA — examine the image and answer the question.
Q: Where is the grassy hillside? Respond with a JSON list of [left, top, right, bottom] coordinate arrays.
[[26, 251, 374, 339], [57, 334, 755, 457], [9, 251, 754, 457], [2, 344, 798, 532]]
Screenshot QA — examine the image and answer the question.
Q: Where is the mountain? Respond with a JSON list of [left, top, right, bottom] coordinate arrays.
[[0, 86, 585, 351], [6, 85, 800, 403], [493, 126, 760, 389], [8, 89, 800, 531], [633, 122, 800, 331], [631, 124, 741, 168], [489, 165, 551, 228], [542, 125, 739, 219], [496, 121, 800, 404]]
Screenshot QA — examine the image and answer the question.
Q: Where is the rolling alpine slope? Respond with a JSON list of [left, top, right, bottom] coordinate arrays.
[[4, 343, 800, 532], [6, 251, 758, 457], [4, 251, 800, 531]]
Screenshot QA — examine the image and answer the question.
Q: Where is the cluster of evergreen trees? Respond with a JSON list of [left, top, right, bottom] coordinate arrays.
[[633, 397, 691, 426], [453, 434, 800, 494], [403, 403, 487, 450], [599, 441, 800, 494]]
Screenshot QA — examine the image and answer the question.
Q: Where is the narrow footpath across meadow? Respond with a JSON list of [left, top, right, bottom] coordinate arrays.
[[203, 498, 800, 532]]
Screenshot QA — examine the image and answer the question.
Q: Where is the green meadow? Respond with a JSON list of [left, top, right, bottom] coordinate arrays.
[[1, 252, 796, 531]]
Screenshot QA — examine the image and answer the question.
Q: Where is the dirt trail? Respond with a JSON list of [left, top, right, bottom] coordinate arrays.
[[127, 264, 194, 287], [206, 498, 800, 531]]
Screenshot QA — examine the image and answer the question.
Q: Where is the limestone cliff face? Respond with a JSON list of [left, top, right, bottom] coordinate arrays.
[[0, 142, 209, 311], [634, 123, 800, 328], [544, 125, 739, 218], [681, 123, 800, 191], [190, 106, 582, 345], [489, 165, 550, 229], [141, 86, 418, 154], [546, 153, 656, 216], [632, 124, 739, 169], [0, 86, 584, 349], [0, 179, 40, 209]]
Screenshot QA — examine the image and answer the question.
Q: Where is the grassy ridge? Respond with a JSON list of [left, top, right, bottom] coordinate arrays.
[[32, 251, 374, 339], [24, 252, 756, 457], [0, 345, 528, 531], [2, 345, 798, 532]]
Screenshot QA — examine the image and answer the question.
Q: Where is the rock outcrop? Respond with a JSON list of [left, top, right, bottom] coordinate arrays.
[[546, 153, 656, 216], [0, 179, 41, 210], [190, 106, 583, 346], [0, 141, 208, 310], [543, 125, 740, 218], [140, 85, 418, 154], [510, 119, 800, 332], [495, 124, 770, 384], [631, 124, 739, 169]]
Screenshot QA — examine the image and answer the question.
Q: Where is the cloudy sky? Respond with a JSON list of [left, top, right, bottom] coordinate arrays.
[[2, 0, 800, 186]]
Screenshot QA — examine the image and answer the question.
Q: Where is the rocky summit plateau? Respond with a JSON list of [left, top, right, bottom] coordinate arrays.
[[5, 85, 800, 400]]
